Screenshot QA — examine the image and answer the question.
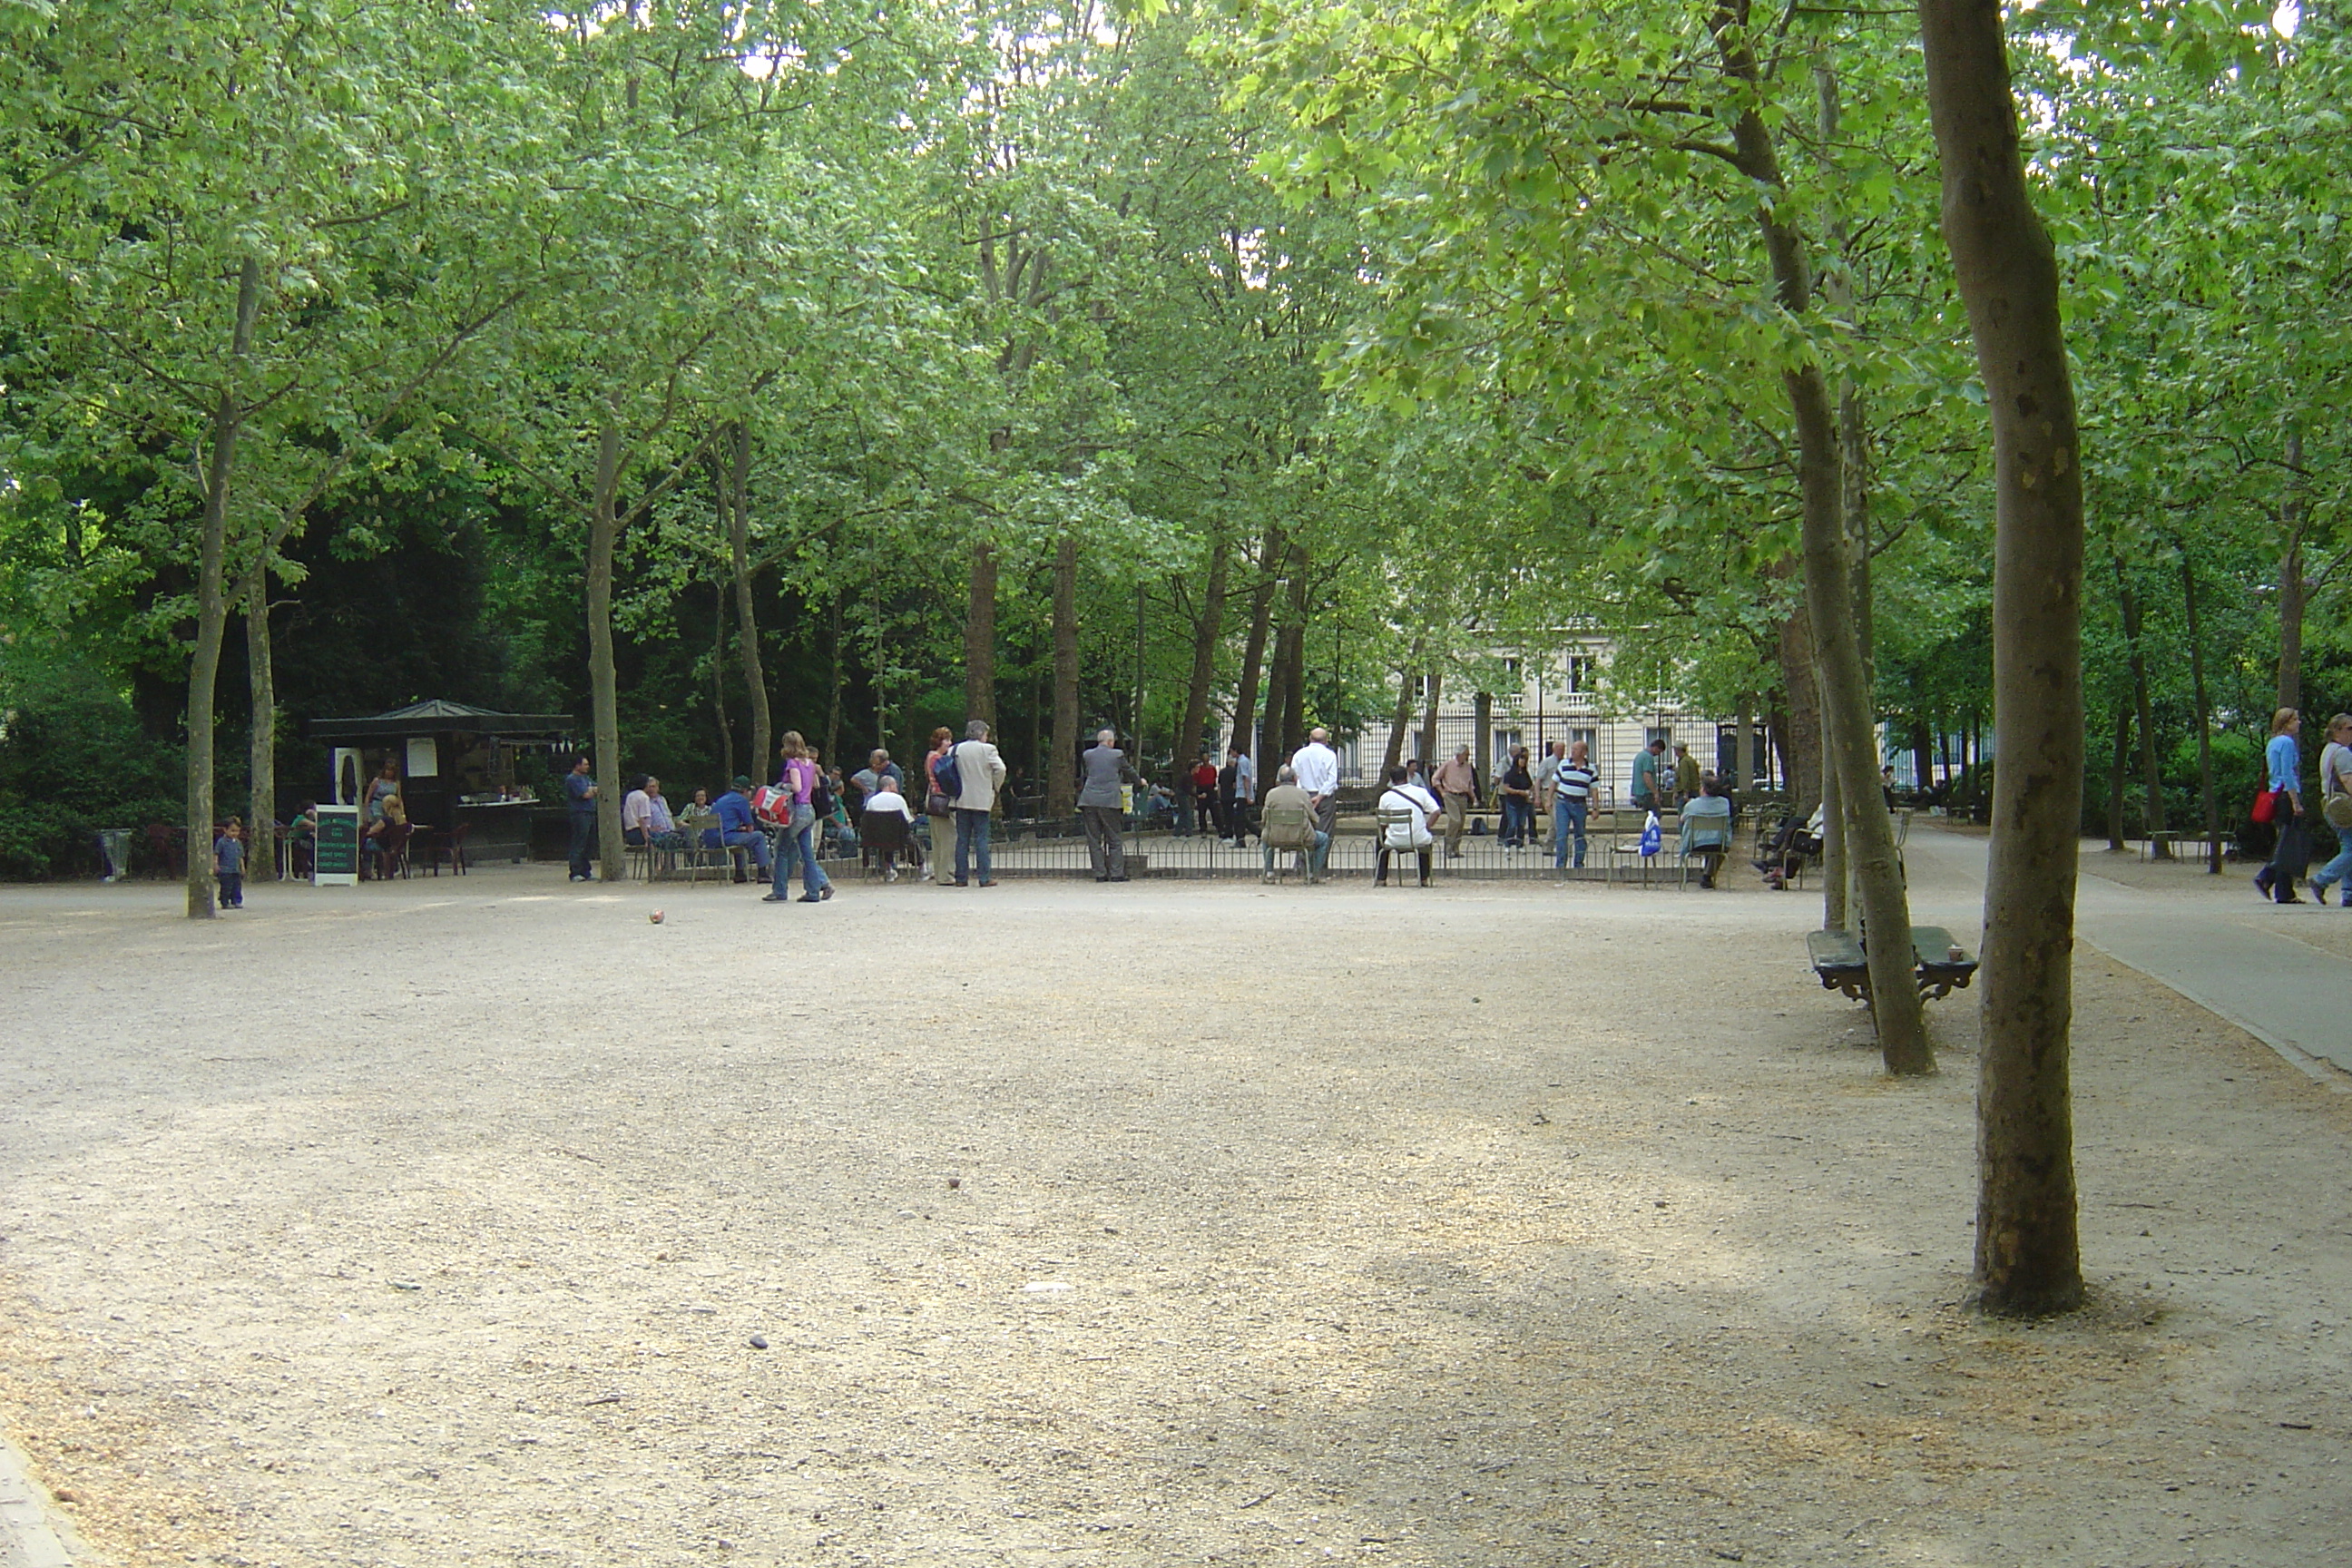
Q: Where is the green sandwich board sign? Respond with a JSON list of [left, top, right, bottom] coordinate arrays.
[[313, 805, 359, 886]]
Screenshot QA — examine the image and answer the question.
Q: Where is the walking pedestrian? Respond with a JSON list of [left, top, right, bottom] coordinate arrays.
[[1289, 727, 1342, 840], [949, 720, 1008, 887], [1673, 741, 1700, 807], [2255, 707, 2308, 905], [1078, 729, 1132, 882], [1432, 745, 1477, 858], [1551, 740, 1596, 870], [761, 735, 832, 903], [563, 754, 598, 881], [2310, 715, 2352, 906], [1631, 737, 1667, 812]]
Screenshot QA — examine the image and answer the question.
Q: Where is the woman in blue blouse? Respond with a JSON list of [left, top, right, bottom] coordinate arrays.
[[2255, 707, 2307, 904]]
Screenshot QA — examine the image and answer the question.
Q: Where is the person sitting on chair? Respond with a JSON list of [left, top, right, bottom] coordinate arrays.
[[712, 775, 774, 882], [1753, 802, 1824, 889], [859, 774, 916, 882], [1258, 765, 1328, 885], [1375, 763, 1442, 887], [1678, 773, 1735, 888]]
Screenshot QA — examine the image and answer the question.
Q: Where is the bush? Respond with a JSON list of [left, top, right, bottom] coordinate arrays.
[[0, 662, 181, 878]]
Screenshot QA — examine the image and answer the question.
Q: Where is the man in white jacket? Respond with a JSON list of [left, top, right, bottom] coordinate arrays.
[[949, 720, 1010, 887]]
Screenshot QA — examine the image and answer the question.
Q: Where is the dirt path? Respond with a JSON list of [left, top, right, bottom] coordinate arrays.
[[1, 863, 2347, 1566]]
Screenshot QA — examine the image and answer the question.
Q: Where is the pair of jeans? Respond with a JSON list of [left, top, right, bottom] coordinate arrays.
[[1264, 830, 1329, 879], [1500, 796, 1532, 846], [568, 810, 595, 877], [954, 808, 993, 883], [217, 871, 242, 907], [1553, 799, 1588, 867], [724, 828, 773, 875], [770, 804, 828, 897], [1081, 805, 1125, 878]]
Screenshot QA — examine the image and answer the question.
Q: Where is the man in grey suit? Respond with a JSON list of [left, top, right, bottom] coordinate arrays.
[[1078, 729, 1132, 882]]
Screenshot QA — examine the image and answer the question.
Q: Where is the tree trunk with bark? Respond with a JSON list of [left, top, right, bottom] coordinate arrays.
[[1920, 0, 2087, 1313], [1775, 604, 1822, 813], [1821, 723, 1847, 930], [2105, 699, 2130, 852], [1047, 533, 1081, 817], [1179, 532, 1230, 765], [245, 564, 277, 882], [1384, 641, 1422, 773], [586, 416, 628, 882], [711, 588, 735, 785], [1230, 528, 1280, 760], [2278, 428, 2305, 712], [1734, 696, 1754, 795], [2183, 555, 2221, 874], [1418, 668, 1443, 766], [185, 257, 263, 919], [2121, 579, 2168, 857], [964, 542, 997, 730], [1713, 6, 1924, 1070], [723, 423, 771, 774]]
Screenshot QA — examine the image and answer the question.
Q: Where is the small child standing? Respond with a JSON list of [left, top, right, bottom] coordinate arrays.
[[214, 818, 246, 909]]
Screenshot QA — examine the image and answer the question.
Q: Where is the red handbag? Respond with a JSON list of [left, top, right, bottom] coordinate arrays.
[[2251, 788, 2278, 825]]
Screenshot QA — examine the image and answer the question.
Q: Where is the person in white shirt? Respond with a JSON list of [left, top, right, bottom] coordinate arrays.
[[860, 774, 918, 882], [1289, 727, 1341, 837], [1374, 763, 1441, 887], [621, 776, 681, 849], [948, 720, 1010, 887]]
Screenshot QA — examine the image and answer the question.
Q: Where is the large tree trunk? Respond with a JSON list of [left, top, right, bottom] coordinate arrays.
[[1271, 560, 1310, 757], [1920, 0, 2087, 1314], [1734, 695, 1754, 795], [1418, 667, 1442, 766], [1046, 533, 1081, 818], [2183, 555, 2221, 874], [965, 542, 997, 730], [1775, 602, 1822, 813], [587, 416, 627, 882], [1820, 720, 1847, 930], [1714, 8, 1926, 1073], [1230, 527, 1280, 759], [1261, 617, 1295, 768], [245, 564, 277, 883], [1178, 531, 1230, 765], [2121, 578, 2168, 857], [724, 423, 771, 774], [2105, 698, 2130, 853], [185, 257, 262, 919]]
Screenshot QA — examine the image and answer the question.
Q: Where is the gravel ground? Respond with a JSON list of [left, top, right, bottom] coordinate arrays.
[[1, 863, 2347, 1568]]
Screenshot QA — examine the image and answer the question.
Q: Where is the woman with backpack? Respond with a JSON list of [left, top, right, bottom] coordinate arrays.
[[920, 728, 956, 882], [761, 731, 835, 904]]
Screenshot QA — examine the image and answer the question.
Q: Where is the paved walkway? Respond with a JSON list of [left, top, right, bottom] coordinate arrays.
[[1901, 825, 2352, 1087], [0, 1434, 81, 1568]]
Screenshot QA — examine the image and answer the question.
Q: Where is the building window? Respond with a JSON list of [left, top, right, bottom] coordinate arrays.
[[1563, 653, 1593, 693], [1569, 727, 1596, 755]]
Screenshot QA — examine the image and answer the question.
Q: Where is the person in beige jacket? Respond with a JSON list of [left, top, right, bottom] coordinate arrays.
[[947, 720, 1009, 887]]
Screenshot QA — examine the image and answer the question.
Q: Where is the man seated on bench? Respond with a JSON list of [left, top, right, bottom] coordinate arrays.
[[1678, 772, 1734, 887], [1753, 803, 1824, 890], [1259, 765, 1328, 884], [1375, 764, 1442, 887], [859, 774, 917, 882]]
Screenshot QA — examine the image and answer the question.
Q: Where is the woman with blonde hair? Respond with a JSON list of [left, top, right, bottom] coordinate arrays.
[[761, 730, 835, 904], [2255, 707, 2308, 904]]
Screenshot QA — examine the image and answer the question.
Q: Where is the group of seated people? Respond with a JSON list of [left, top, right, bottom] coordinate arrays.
[[616, 751, 930, 880]]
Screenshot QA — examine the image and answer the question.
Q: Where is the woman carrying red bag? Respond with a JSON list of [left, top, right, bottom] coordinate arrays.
[[2255, 707, 2308, 904]]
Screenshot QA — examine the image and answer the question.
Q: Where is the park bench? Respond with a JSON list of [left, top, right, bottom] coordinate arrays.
[[1805, 925, 1979, 1004]]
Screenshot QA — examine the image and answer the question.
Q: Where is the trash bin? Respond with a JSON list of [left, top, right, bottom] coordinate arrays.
[[98, 828, 134, 883]]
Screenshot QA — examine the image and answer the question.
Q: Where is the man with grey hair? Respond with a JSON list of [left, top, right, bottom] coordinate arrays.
[[948, 719, 1008, 887], [1077, 728, 1133, 882], [1258, 764, 1328, 884], [1289, 726, 1341, 839]]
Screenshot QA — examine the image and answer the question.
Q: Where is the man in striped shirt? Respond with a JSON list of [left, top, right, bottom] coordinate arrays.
[[1551, 740, 1597, 869]]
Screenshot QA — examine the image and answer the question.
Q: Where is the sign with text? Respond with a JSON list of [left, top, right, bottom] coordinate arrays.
[[313, 806, 359, 886]]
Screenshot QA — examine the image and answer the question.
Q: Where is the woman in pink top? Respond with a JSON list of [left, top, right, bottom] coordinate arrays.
[[761, 731, 834, 904]]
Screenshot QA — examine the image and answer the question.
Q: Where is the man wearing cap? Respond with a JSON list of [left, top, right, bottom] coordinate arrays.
[[713, 774, 774, 881]]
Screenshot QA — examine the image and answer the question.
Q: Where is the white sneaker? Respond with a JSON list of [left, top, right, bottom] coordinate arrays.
[[885, 867, 898, 883]]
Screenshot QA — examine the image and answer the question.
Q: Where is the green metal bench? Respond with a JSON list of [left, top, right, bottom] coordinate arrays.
[[1806, 925, 1979, 1004]]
